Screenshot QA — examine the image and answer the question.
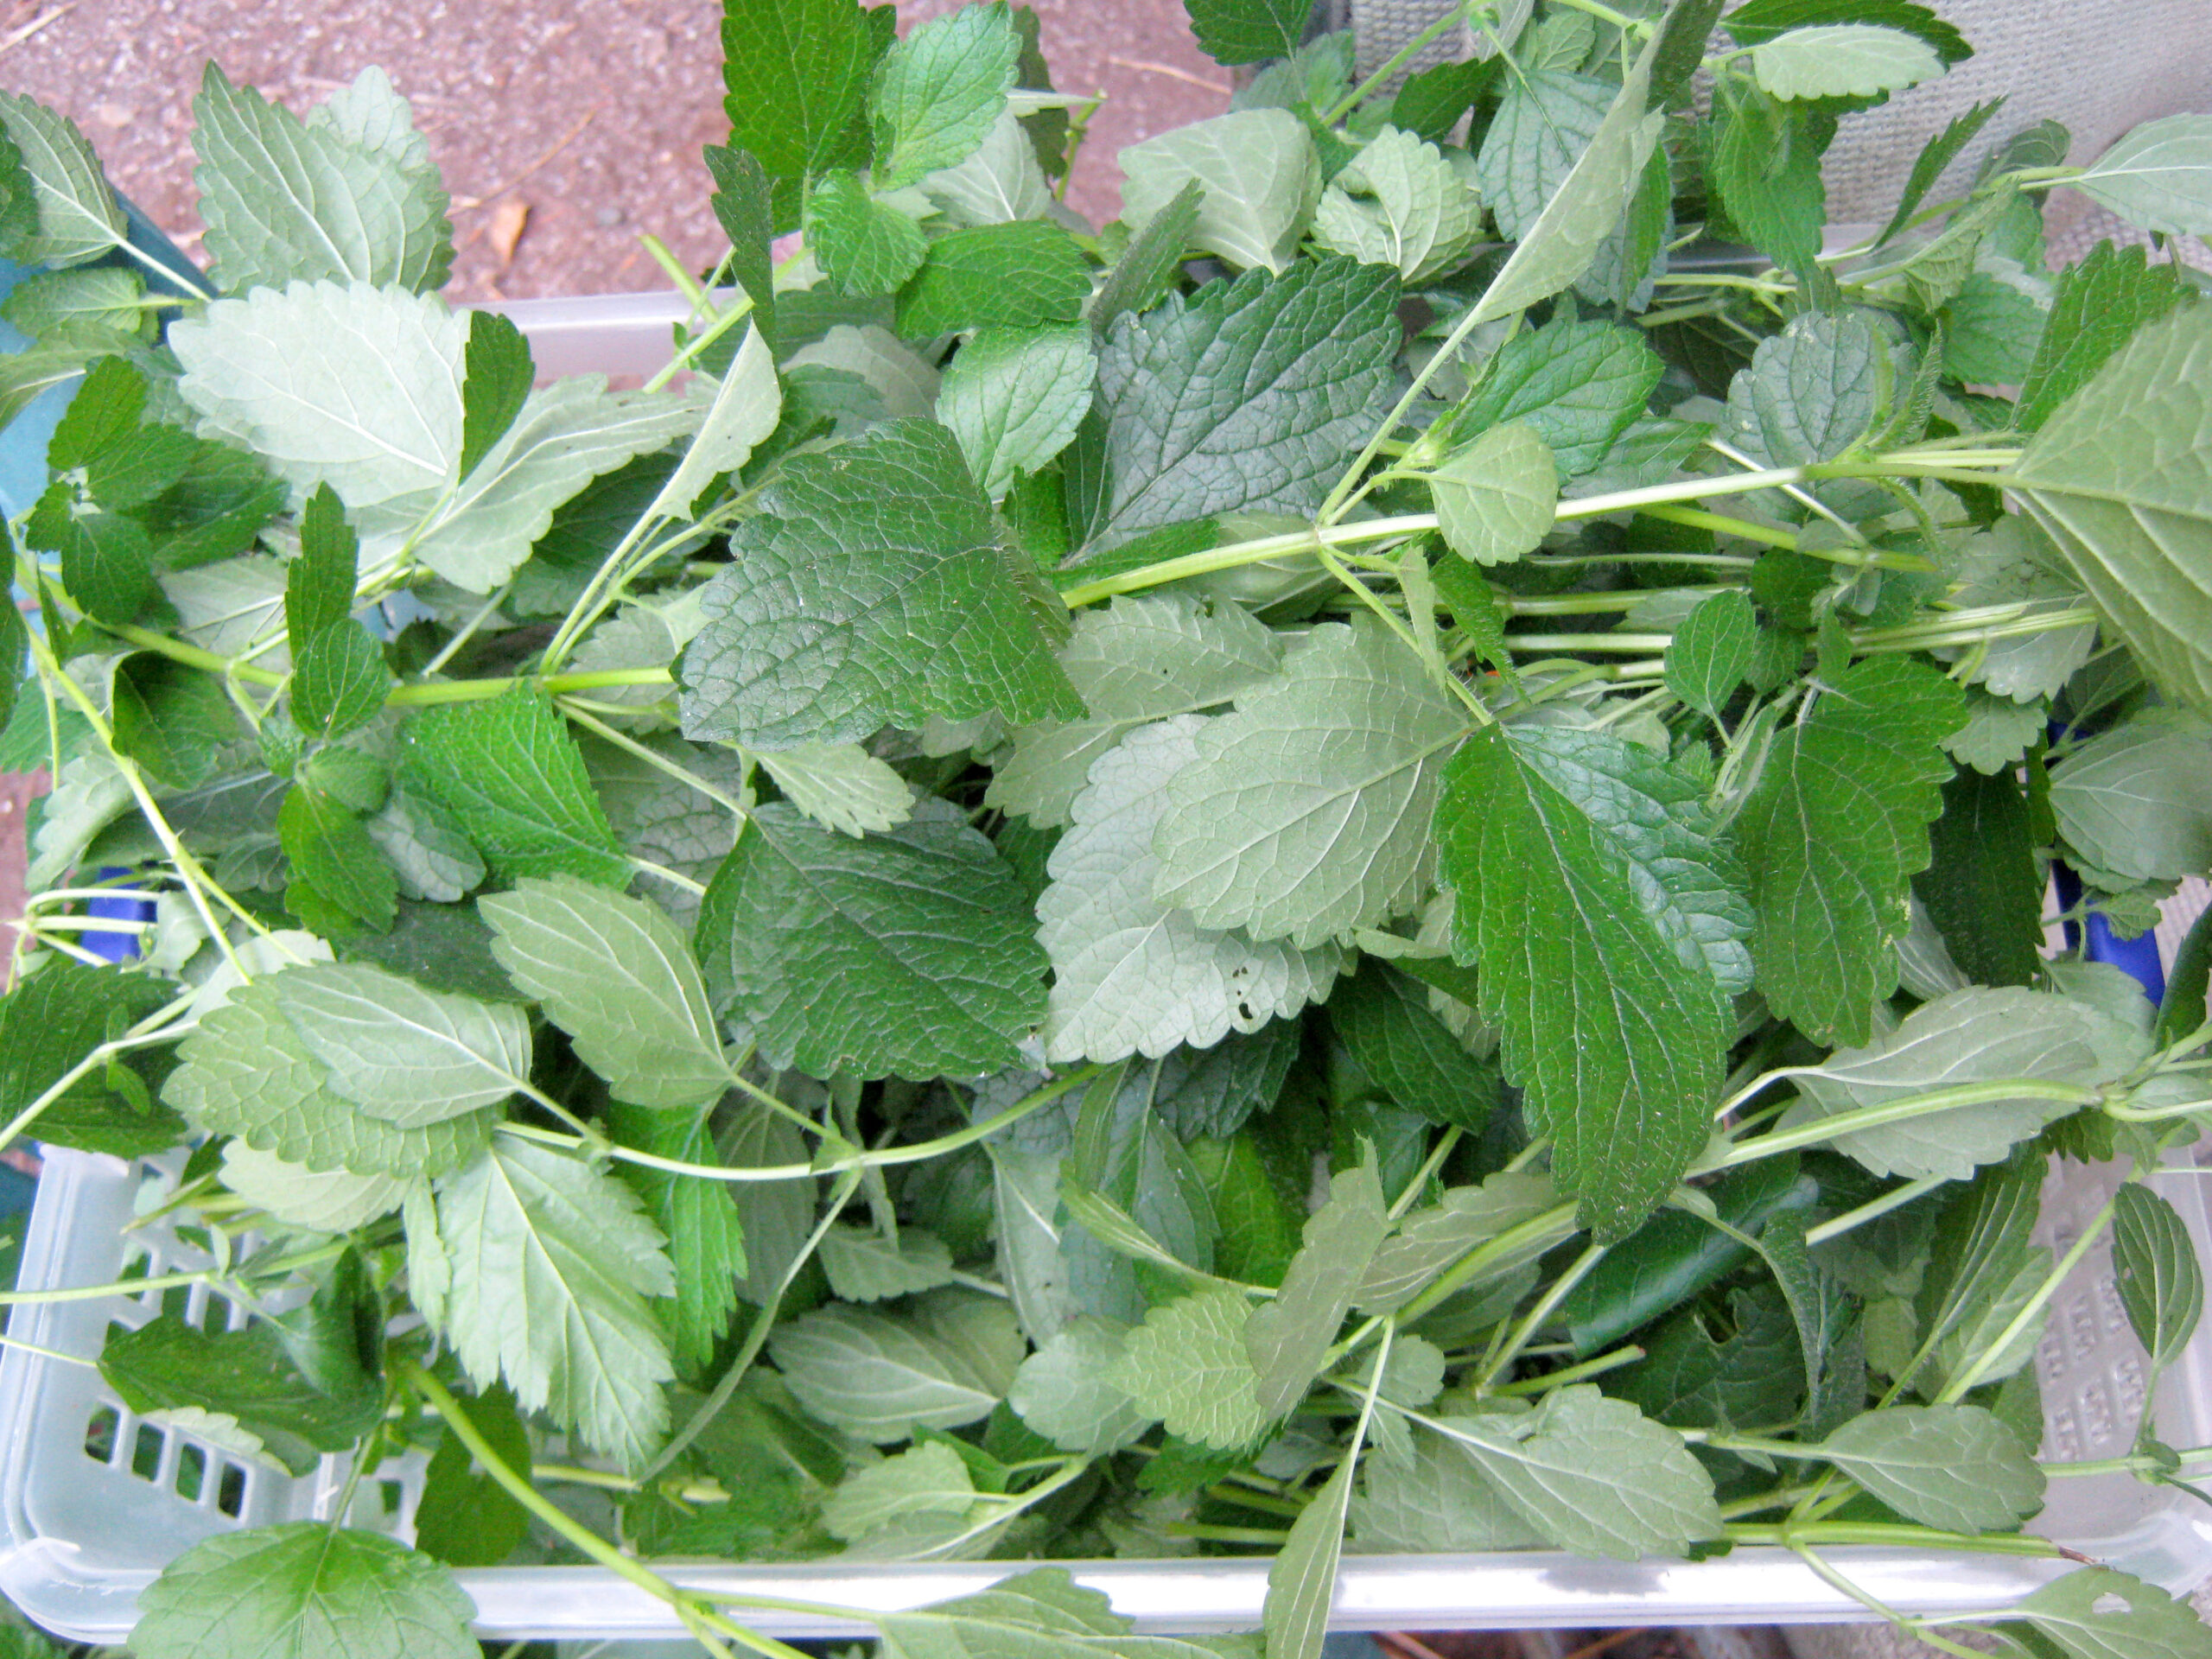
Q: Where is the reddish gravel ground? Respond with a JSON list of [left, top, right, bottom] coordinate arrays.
[[0, 0, 1231, 301]]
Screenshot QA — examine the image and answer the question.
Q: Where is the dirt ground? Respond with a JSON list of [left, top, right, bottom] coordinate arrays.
[[0, 0, 1230, 301]]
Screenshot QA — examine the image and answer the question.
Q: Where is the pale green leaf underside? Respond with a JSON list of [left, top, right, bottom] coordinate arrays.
[[1109, 1286, 1269, 1451], [768, 1292, 1022, 1443], [937, 325, 1096, 503], [1751, 25, 1942, 101], [2074, 115, 2212, 240], [1815, 1404, 2045, 1533], [270, 961, 530, 1125], [0, 90, 127, 266], [1432, 423, 1558, 566], [1118, 109, 1319, 274]]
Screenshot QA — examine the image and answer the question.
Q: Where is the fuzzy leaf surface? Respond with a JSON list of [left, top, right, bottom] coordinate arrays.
[[269, 963, 530, 1125], [1109, 1287, 1269, 1452]]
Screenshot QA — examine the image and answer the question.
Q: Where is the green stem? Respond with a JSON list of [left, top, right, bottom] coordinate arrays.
[[1477, 1239, 1605, 1390], [1633, 503, 1798, 550], [1711, 1079, 2107, 1169], [1492, 1343, 1644, 1395], [1936, 1187, 2121, 1402], [1802, 1175, 1949, 1247], [1729, 1522, 2062, 1556], [1319, 1, 1471, 124]]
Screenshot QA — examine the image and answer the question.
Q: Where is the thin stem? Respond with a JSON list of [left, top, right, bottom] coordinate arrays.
[[1396, 1200, 1581, 1325], [1492, 1343, 1644, 1395], [1802, 1175, 1949, 1247], [1391, 1128, 1461, 1221], [1319, 1, 1471, 124], [1936, 1187, 2121, 1402], [557, 701, 753, 819], [420, 580, 516, 677], [1633, 503, 1799, 550], [1711, 1079, 2107, 1169], [1476, 1239, 1605, 1390], [1058, 513, 1435, 608]]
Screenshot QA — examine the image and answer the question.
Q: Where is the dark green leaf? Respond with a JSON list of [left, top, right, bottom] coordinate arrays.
[[46, 353, 144, 470], [1183, 0, 1308, 67], [111, 656, 246, 789], [28, 480, 154, 626], [721, 0, 896, 229], [460, 308, 533, 482], [1709, 93, 1830, 271], [0, 120, 38, 257], [1437, 725, 1741, 1239], [0, 959, 175, 1154], [2113, 1185, 2203, 1371], [705, 143, 778, 344], [613, 1103, 748, 1374], [1389, 58, 1497, 144], [1328, 963, 1503, 1134], [144, 444, 286, 571], [1737, 658, 1964, 1047], [1877, 97, 2005, 247], [1664, 589, 1757, 717], [1649, 0, 1728, 105], [291, 625, 391, 743], [401, 686, 630, 887], [1146, 1021, 1301, 1141], [100, 1314, 383, 1476], [413, 1382, 532, 1567], [1453, 318, 1664, 478], [1721, 0, 1970, 64], [807, 169, 927, 296], [288, 482, 358, 643], [2014, 241, 2193, 434], [697, 801, 1049, 1079], [678, 418, 1082, 748], [894, 219, 1091, 339], [2157, 902, 2212, 1049], [279, 784, 398, 930], [869, 2, 1020, 188], [1913, 764, 2041, 988], [1090, 179, 1199, 339], [1078, 256, 1400, 551]]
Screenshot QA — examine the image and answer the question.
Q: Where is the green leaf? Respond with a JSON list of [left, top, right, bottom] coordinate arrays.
[[820, 1225, 960, 1302], [878, 1567, 1255, 1659], [1943, 260, 2048, 385], [1313, 126, 1487, 283], [1815, 1403, 2044, 1531], [1914, 765, 2043, 988], [1, 266, 148, 343], [2113, 1185, 2203, 1371], [0, 119, 41, 258], [608, 1103, 749, 1375], [0, 91, 126, 266], [870, 1, 1020, 188], [278, 784, 398, 930], [807, 169, 928, 296], [1117, 111, 1319, 275], [1090, 178, 1202, 338], [1787, 988, 2124, 1180], [1750, 24, 1942, 100], [28, 484, 152, 626], [1009, 1316, 1154, 1455], [413, 1382, 532, 1567], [1664, 589, 1756, 717], [1432, 424, 1558, 566], [481, 874, 730, 1110], [755, 740, 914, 838], [168, 978, 494, 1176], [427, 1138, 675, 1463], [1109, 1287, 1268, 1451], [111, 656, 248, 789], [896, 219, 1091, 340], [1263, 1443, 1357, 1659], [2075, 116, 2212, 241], [696, 800, 1048, 1078], [285, 483, 359, 644], [678, 418, 1082, 748], [1709, 93, 1827, 272], [2014, 1567, 2212, 1659], [705, 144, 778, 340], [1038, 716, 1345, 1064], [1183, 0, 1307, 66], [937, 325, 1096, 501], [989, 593, 1284, 828], [1725, 310, 1885, 476], [460, 309, 534, 480], [192, 64, 451, 295], [257, 962, 524, 1128], [218, 1141, 413, 1234], [100, 1313, 381, 1477], [1427, 1385, 1721, 1559], [651, 323, 782, 521], [1146, 1023, 1301, 1141], [2048, 711, 2212, 882], [768, 1291, 1021, 1441], [290, 623, 391, 744], [1245, 1162, 1392, 1419], [2011, 307, 2212, 711], [1152, 620, 1465, 949], [1080, 255, 1397, 550], [1454, 318, 1665, 480], [1436, 724, 1744, 1239], [130, 1523, 477, 1659], [1353, 1420, 1540, 1550], [2015, 243, 2192, 434], [367, 785, 486, 904], [1474, 72, 1611, 245], [1737, 657, 1964, 1047], [401, 688, 629, 887], [723, 0, 894, 227], [823, 1440, 979, 1545], [1720, 0, 1969, 61], [1327, 963, 1503, 1135]]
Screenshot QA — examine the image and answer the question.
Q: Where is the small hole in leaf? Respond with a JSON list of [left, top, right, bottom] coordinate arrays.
[[2093, 1594, 2131, 1616]]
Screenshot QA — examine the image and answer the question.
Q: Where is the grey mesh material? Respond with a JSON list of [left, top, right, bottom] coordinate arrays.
[[1336, 0, 2212, 264]]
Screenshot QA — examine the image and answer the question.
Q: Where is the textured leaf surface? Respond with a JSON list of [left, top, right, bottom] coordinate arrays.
[[769, 1293, 1021, 1442], [2075, 116, 2212, 240], [721, 0, 892, 226], [2048, 712, 2212, 882], [1313, 126, 1486, 283], [1815, 1404, 2044, 1532], [1183, 0, 1309, 66], [2113, 1185, 2203, 1370], [482, 876, 731, 1110], [1737, 658, 1964, 1047], [1789, 988, 2122, 1180], [1117, 111, 1318, 274], [428, 1139, 675, 1463], [2016, 1568, 2212, 1659], [679, 418, 1081, 747], [1455, 318, 1665, 478], [1038, 716, 1344, 1064], [1432, 424, 1557, 566], [895, 220, 1091, 339], [609, 1103, 747, 1374], [270, 963, 529, 1125], [1265, 1446, 1357, 1659], [1665, 590, 1756, 717], [1436, 725, 1743, 1238], [0, 91, 126, 265], [2010, 306, 2212, 711], [130, 1523, 477, 1659], [1082, 256, 1398, 549], [2015, 244, 2192, 433], [1009, 1317, 1154, 1456], [808, 170, 928, 296], [869, 2, 1020, 188], [819, 1226, 959, 1303], [1154, 626, 1459, 953], [402, 688, 630, 887], [1245, 1163, 1392, 1420], [697, 801, 1048, 1078], [1109, 1287, 1268, 1452], [990, 594, 1283, 828], [756, 741, 914, 839], [937, 325, 1095, 501], [1751, 24, 1941, 99], [1327, 963, 1503, 1135], [193, 65, 451, 294], [1429, 1386, 1721, 1559], [1726, 312, 1885, 472]]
